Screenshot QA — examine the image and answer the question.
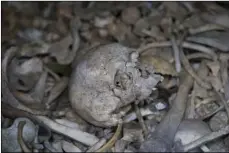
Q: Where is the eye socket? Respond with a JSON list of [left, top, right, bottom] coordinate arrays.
[[68, 44, 73, 50], [18, 79, 25, 86], [115, 81, 122, 88]]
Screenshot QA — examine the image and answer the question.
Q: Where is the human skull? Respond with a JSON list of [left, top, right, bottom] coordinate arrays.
[[69, 43, 161, 127]]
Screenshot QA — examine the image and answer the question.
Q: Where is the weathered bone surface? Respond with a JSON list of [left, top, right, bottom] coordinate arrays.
[[69, 43, 161, 127], [174, 119, 211, 145], [2, 118, 36, 152]]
